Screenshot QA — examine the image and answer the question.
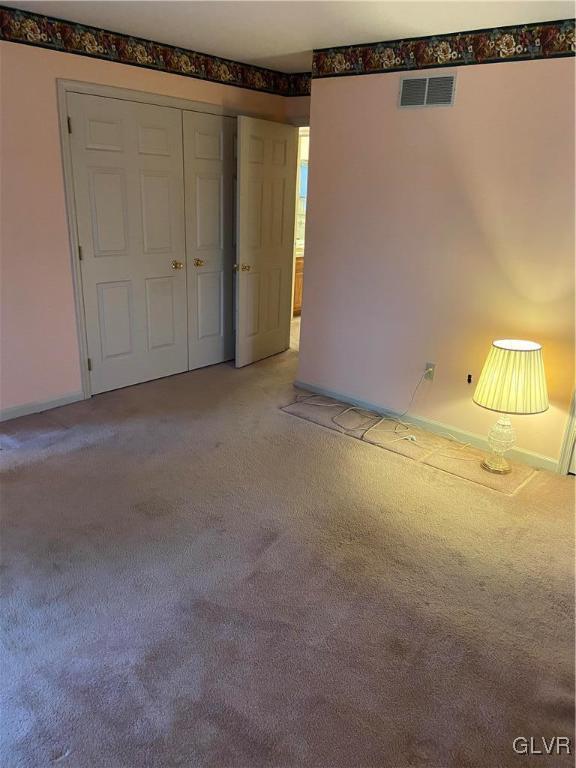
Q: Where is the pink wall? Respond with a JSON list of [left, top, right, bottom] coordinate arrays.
[[0, 42, 287, 412], [299, 59, 575, 462], [284, 95, 311, 125]]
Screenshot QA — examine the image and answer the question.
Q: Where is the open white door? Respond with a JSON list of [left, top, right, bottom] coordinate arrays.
[[235, 117, 298, 367]]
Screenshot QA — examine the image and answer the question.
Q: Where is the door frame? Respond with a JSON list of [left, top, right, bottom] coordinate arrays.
[[558, 391, 576, 474], [57, 79, 295, 399], [291, 126, 309, 319]]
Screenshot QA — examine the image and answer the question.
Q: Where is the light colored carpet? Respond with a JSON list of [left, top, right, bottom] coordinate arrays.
[[1, 327, 574, 768]]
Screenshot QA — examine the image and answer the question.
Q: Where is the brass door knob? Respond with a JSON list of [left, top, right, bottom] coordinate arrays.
[[171, 260, 184, 270], [241, 264, 251, 272], [233, 264, 239, 272], [193, 258, 205, 267]]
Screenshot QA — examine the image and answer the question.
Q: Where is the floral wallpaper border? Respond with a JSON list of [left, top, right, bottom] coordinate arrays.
[[0, 5, 311, 96], [1, 6, 573, 95], [313, 19, 575, 79]]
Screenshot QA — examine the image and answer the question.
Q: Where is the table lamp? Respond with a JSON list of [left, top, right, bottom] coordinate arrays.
[[473, 340, 548, 474]]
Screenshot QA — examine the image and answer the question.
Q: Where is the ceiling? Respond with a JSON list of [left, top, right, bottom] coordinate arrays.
[[6, 1, 575, 73]]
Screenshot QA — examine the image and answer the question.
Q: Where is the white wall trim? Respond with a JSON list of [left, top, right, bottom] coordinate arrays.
[[0, 392, 84, 423], [558, 391, 576, 475], [294, 380, 559, 474], [57, 80, 92, 400]]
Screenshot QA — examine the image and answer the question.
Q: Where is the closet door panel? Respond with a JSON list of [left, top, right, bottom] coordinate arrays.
[[68, 93, 187, 394], [184, 111, 235, 369]]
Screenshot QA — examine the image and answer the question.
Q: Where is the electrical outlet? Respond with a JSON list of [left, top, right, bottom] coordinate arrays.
[[424, 362, 436, 381]]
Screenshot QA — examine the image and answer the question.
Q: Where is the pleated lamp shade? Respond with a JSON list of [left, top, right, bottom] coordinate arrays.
[[473, 340, 549, 415]]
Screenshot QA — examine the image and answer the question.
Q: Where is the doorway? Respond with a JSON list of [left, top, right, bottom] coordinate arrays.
[[291, 127, 309, 351], [64, 85, 298, 396]]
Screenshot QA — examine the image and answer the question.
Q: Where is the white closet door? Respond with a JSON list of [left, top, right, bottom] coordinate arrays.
[[235, 117, 298, 367], [68, 93, 188, 394], [183, 111, 235, 369]]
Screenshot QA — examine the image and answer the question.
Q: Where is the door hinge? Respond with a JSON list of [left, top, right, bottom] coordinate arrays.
[[78, 244, 83, 261], [87, 358, 92, 372], [67, 116, 72, 134]]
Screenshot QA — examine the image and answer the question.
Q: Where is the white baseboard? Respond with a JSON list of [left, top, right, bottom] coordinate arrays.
[[294, 380, 559, 474], [0, 392, 85, 423]]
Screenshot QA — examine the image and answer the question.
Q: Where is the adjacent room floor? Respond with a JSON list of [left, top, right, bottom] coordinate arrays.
[[1, 322, 573, 768]]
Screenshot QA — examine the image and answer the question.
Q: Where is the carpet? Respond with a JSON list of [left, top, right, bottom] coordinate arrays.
[[1, 328, 574, 767]]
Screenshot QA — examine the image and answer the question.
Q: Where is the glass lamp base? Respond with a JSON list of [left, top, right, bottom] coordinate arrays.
[[481, 415, 515, 475], [481, 454, 512, 474]]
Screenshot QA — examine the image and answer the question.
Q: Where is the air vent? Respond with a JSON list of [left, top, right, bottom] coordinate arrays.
[[426, 76, 455, 105], [399, 77, 427, 107], [399, 74, 456, 108]]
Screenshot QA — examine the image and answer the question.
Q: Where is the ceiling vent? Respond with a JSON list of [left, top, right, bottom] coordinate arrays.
[[399, 75, 456, 108]]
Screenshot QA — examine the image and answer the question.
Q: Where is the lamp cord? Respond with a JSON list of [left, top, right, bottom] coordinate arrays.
[[293, 369, 478, 457], [295, 368, 431, 443]]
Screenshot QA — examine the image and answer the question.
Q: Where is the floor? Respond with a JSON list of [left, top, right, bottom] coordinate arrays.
[[1, 319, 574, 768]]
